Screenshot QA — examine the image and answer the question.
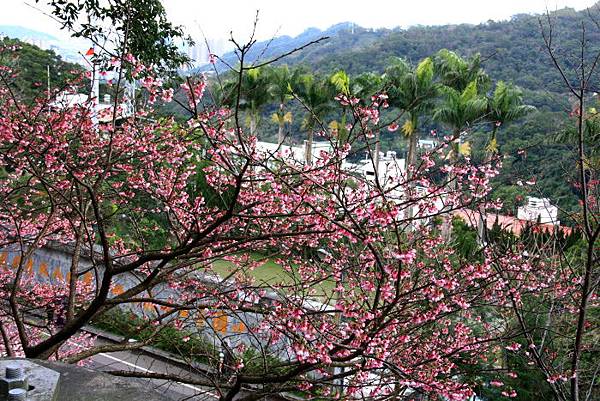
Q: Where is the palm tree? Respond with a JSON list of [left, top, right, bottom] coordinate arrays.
[[293, 73, 335, 164], [487, 81, 535, 154], [238, 67, 272, 136], [434, 49, 490, 93], [434, 80, 488, 144], [384, 57, 438, 175], [218, 67, 271, 136], [434, 80, 488, 241], [267, 65, 297, 145], [434, 49, 491, 144], [474, 81, 534, 244], [351, 72, 383, 100], [330, 70, 383, 141]]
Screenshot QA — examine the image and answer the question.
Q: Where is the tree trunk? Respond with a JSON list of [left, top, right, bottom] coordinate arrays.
[[374, 130, 381, 175], [477, 128, 497, 246], [441, 129, 461, 242], [406, 113, 419, 175], [406, 114, 419, 229], [278, 123, 284, 145], [406, 132, 417, 228], [277, 104, 285, 145], [305, 130, 313, 165], [250, 117, 256, 137], [476, 204, 487, 245], [68, 221, 85, 322], [407, 134, 418, 173]]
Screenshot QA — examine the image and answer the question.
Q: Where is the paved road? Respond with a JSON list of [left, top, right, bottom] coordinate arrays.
[[87, 340, 219, 401], [15, 309, 226, 399]]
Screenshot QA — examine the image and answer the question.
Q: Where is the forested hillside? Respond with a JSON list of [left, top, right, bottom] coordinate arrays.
[[219, 6, 591, 110], [0, 37, 84, 101], [214, 6, 600, 215], [4, 5, 593, 216]]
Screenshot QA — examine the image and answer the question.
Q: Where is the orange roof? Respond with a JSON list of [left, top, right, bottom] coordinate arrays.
[[453, 209, 572, 236]]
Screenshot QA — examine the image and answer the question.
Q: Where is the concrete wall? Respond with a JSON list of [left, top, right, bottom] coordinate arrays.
[[0, 244, 285, 355]]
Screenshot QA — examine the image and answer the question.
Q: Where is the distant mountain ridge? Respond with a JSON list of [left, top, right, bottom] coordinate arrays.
[[212, 22, 372, 70], [0, 25, 58, 42], [0, 25, 88, 65], [214, 5, 598, 108]]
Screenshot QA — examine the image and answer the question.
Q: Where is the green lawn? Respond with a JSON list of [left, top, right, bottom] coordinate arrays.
[[208, 253, 335, 299]]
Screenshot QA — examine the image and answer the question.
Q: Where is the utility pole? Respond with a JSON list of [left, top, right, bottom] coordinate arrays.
[[90, 60, 100, 127], [47, 65, 50, 112]]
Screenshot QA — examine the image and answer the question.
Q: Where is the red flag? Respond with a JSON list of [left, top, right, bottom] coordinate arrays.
[[85, 47, 95, 56]]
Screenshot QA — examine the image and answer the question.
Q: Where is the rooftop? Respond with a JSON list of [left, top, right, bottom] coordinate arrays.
[[0, 359, 170, 401]]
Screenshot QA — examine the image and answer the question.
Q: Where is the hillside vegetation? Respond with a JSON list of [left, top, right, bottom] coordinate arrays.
[[219, 6, 591, 109], [6, 6, 595, 217], [213, 6, 600, 216], [0, 36, 84, 101]]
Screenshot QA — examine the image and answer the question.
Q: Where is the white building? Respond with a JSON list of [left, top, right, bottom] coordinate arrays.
[[417, 138, 438, 150], [517, 197, 559, 225], [180, 37, 229, 70], [50, 92, 90, 109], [256, 141, 406, 187], [256, 140, 333, 164], [345, 151, 406, 185], [50, 91, 133, 123], [256, 140, 452, 226]]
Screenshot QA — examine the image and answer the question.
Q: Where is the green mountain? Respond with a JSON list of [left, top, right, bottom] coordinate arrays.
[[216, 6, 600, 216], [220, 7, 597, 110], [0, 36, 85, 101]]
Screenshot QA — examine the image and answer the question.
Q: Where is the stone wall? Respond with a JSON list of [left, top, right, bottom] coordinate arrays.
[[0, 244, 281, 354]]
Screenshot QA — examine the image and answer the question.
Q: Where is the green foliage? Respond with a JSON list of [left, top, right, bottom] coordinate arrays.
[[92, 309, 216, 363], [351, 71, 383, 100], [385, 57, 438, 118], [222, 67, 273, 134], [330, 70, 350, 95], [0, 37, 84, 101], [384, 56, 439, 166], [489, 185, 527, 215], [39, 0, 191, 75], [452, 218, 479, 259], [489, 82, 535, 126], [292, 72, 336, 132], [487, 81, 536, 153], [434, 80, 488, 135], [434, 49, 490, 93], [267, 65, 295, 105], [555, 105, 600, 166]]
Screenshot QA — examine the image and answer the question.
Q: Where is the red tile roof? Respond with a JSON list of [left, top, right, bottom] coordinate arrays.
[[453, 209, 573, 236]]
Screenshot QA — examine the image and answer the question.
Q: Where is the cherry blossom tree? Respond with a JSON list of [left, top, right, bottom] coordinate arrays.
[[0, 12, 538, 401], [485, 12, 600, 401]]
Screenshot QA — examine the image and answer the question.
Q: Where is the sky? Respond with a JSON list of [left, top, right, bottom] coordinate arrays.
[[0, 0, 598, 44]]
